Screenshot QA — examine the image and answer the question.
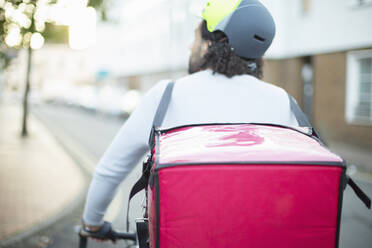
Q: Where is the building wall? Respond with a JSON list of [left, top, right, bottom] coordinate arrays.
[[313, 50, 372, 148], [264, 49, 372, 149], [111, 0, 202, 77], [263, 58, 305, 107]]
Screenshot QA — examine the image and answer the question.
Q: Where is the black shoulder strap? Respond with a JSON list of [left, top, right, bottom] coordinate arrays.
[[130, 82, 175, 202], [288, 93, 322, 140], [126, 157, 151, 231], [127, 82, 175, 231], [148, 82, 175, 147], [347, 177, 371, 209], [153, 82, 175, 128], [288, 93, 311, 127]]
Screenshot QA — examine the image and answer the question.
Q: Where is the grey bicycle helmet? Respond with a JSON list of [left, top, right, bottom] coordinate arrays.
[[202, 0, 276, 59]]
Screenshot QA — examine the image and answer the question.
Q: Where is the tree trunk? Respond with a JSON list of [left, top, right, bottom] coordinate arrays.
[[21, 47, 32, 137]]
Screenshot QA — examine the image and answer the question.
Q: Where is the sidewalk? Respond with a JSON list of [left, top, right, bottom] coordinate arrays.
[[0, 103, 86, 245]]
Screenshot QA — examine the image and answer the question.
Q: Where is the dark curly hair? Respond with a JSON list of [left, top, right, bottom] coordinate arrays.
[[200, 20, 263, 79]]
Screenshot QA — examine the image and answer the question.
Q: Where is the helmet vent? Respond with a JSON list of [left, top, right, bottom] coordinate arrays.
[[254, 34, 265, 43]]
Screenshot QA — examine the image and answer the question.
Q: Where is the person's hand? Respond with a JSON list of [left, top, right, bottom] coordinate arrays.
[[80, 221, 117, 243]]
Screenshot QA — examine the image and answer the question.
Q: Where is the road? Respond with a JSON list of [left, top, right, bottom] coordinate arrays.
[[16, 104, 372, 247], [5, 104, 143, 248]]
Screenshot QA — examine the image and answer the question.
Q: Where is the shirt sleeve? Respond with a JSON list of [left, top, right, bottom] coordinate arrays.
[[82, 80, 170, 226]]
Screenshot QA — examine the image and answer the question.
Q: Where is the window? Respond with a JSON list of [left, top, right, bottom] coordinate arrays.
[[346, 50, 372, 125]]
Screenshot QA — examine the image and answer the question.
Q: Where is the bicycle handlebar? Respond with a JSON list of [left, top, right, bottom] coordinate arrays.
[[113, 231, 137, 241]]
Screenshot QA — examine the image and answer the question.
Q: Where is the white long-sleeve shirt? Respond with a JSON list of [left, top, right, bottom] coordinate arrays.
[[83, 70, 299, 226]]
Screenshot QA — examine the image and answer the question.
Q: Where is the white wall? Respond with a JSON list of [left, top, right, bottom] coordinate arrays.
[[4, 45, 95, 92], [90, 0, 204, 77], [32, 45, 95, 86], [264, 0, 372, 58], [89, 24, 127, 76]]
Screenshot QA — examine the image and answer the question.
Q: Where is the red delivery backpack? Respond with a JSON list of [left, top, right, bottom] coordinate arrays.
[[127, 82, 371, 248]]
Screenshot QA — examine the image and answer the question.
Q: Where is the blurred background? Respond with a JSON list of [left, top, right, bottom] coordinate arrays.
[[1, 0, 372, 248]]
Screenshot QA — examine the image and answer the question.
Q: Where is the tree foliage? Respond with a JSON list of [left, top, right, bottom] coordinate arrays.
[[0, 0, 105, 70], [1, 0, 37, 69], [88, 0, 107, 21], [88, 0, 103, 8]]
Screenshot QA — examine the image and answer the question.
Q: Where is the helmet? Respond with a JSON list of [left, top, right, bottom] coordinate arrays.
[[202, 0, 276, 59]]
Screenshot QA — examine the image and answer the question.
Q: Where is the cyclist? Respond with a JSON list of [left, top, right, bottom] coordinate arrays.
[[81, 0, 298, 240]]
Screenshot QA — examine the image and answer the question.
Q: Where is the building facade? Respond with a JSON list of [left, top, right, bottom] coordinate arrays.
[[262, 0, 372, 148]]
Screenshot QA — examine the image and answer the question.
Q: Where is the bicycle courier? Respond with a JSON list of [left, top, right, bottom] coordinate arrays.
[[127, 83, 371, 248]]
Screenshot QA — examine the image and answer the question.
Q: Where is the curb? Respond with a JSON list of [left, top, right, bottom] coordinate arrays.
[[31, 107, 129, 233], [31, 107, 131, 233], [0, 112, 95, 247]]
